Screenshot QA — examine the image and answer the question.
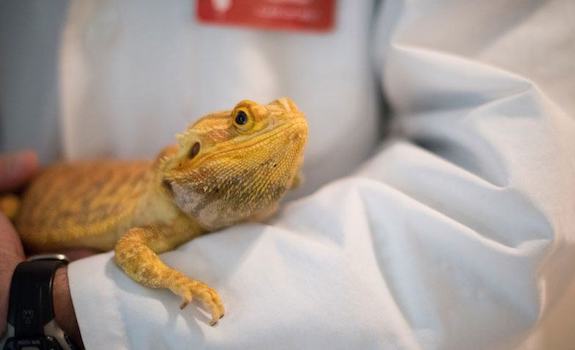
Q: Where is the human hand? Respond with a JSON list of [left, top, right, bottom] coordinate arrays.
[[0, 150, 38, 335], [0, 151, 86, 347]]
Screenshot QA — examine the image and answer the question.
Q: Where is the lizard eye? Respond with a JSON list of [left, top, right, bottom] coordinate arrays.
[[188, 142, 200, 159], [234, 110, 248, 125], [232, 106, 256, 132]]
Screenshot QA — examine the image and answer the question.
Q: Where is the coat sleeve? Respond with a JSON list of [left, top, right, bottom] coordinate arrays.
[[69, 0, 575, 349]]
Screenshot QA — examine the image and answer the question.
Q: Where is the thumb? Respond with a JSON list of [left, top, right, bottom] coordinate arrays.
[[0, 150, 39, 192]]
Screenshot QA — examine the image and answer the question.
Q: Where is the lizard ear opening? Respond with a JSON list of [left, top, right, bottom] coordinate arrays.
[[188, 142, 201, 159]]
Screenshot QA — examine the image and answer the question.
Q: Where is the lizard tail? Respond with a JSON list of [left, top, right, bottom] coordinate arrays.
[[0, 194, 20, 220]]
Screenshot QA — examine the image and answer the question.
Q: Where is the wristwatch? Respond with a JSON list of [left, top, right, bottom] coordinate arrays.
[[1, 254, 78, 350]]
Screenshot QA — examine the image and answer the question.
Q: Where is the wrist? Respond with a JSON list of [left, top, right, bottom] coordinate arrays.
[[53, 266, 83, 348]]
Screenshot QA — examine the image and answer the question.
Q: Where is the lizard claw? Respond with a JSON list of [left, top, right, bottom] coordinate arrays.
[[170, 276, 225, 326], [209, 313, 225, 326], [180, 300, 190, 310]]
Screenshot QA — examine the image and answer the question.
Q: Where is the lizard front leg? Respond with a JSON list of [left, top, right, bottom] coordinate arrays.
[[114, 225, 225, 325]]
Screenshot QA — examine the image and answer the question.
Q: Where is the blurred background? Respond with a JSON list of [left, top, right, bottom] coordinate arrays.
[[0, 0, 386, 196]]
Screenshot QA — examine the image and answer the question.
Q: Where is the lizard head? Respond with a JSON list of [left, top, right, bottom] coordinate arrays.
[[159, 97, 308, 230]]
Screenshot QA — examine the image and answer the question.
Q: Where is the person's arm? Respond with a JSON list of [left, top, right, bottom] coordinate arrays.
[[0, 215, 24, 337], [0, 151, 83, 347]]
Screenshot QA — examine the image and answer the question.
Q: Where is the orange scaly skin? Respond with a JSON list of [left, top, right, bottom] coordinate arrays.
[[13, 98, 308, 326]]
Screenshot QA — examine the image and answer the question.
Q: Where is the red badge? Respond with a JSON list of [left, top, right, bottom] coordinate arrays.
[[197, 0, 336, 32]]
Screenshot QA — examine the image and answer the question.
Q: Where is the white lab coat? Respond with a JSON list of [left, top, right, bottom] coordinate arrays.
[[2, 0, 575, 349]]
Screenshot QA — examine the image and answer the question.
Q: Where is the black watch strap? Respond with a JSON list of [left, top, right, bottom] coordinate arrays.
[[7, 259, 67, 337], [2, 255, 78, 350]]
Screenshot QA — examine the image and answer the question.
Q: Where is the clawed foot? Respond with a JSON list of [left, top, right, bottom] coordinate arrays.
[[171, 276, 225, 326]]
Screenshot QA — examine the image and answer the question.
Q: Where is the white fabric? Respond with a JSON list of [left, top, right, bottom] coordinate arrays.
[[62, 0, 575, 349]]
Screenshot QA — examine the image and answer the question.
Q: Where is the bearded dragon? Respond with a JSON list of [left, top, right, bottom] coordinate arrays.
[[6, 98, 308, 326]]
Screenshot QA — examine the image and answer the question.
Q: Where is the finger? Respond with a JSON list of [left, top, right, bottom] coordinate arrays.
[[0, 150, 39, 192]]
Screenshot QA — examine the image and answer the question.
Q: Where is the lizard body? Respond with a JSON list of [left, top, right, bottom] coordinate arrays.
[[10, 98, 308, 326]]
